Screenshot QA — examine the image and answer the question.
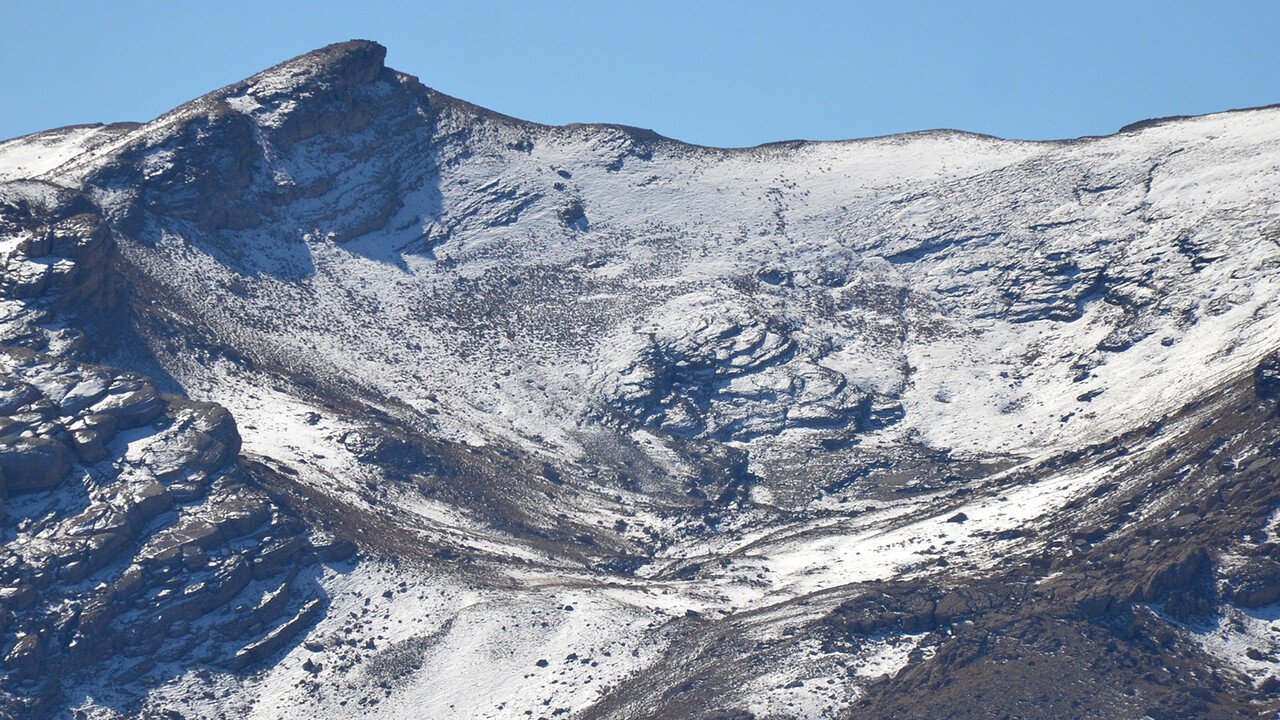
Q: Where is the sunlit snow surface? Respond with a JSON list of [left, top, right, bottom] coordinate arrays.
[[7, 52, 1280, 717], [0, 123, 136, 183]]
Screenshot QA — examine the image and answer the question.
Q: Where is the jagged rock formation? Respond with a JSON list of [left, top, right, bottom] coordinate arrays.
[[0, 180, 119, 354], [0, 348, 349, 718], [601, 286, 905, 443], [0, 39, 1279, 719]]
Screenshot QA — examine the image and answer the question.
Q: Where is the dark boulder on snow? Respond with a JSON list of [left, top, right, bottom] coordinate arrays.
[[1255, 351, 1280, 403]]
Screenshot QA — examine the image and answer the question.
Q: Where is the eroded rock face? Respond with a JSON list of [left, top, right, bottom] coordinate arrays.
[[600, 285, 905, 443], [0, 181, 120, 349], [0, 348, 344, 719]]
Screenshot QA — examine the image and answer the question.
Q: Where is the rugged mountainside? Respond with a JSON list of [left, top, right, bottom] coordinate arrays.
[[0, 40, 1279, 718]]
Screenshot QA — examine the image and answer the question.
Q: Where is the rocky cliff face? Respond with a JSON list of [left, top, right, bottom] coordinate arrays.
[[1, 40, 1280, 719], [0, 347, 349, 717]]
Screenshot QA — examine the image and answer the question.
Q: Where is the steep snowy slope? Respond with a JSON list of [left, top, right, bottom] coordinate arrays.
[[1, 40, 1280, 719]]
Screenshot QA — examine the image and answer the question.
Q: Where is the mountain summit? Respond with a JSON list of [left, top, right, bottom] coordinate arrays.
[[0, 41, 1278, 719]]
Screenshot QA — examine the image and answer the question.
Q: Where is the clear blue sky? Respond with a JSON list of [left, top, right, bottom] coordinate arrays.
[[3, 1, 1278, 147]]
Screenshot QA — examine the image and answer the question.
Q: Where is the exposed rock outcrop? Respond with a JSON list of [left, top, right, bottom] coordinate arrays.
[[0, 348, 347, 719]]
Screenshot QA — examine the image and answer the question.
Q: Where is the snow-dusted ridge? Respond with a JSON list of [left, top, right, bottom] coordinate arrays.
[[27, 40, 1280, 466], [2, 39, 1280, 719]]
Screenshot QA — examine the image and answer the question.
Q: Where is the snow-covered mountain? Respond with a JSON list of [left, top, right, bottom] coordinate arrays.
[[1, 40, 1279, 719]]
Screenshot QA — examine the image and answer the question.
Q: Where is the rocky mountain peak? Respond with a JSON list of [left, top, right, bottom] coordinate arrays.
[[243, 39, 390, 95], [223, 39, 397, 145]]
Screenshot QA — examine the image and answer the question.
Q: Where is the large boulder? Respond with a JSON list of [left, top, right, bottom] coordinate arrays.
[[161, 397, 243, 474], [1225, 557, 1280, 608], [57, 375, 112, 415], [0, 379, 40, 414], [87, 381, 164, 429], [0, 437, 73, 492]]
